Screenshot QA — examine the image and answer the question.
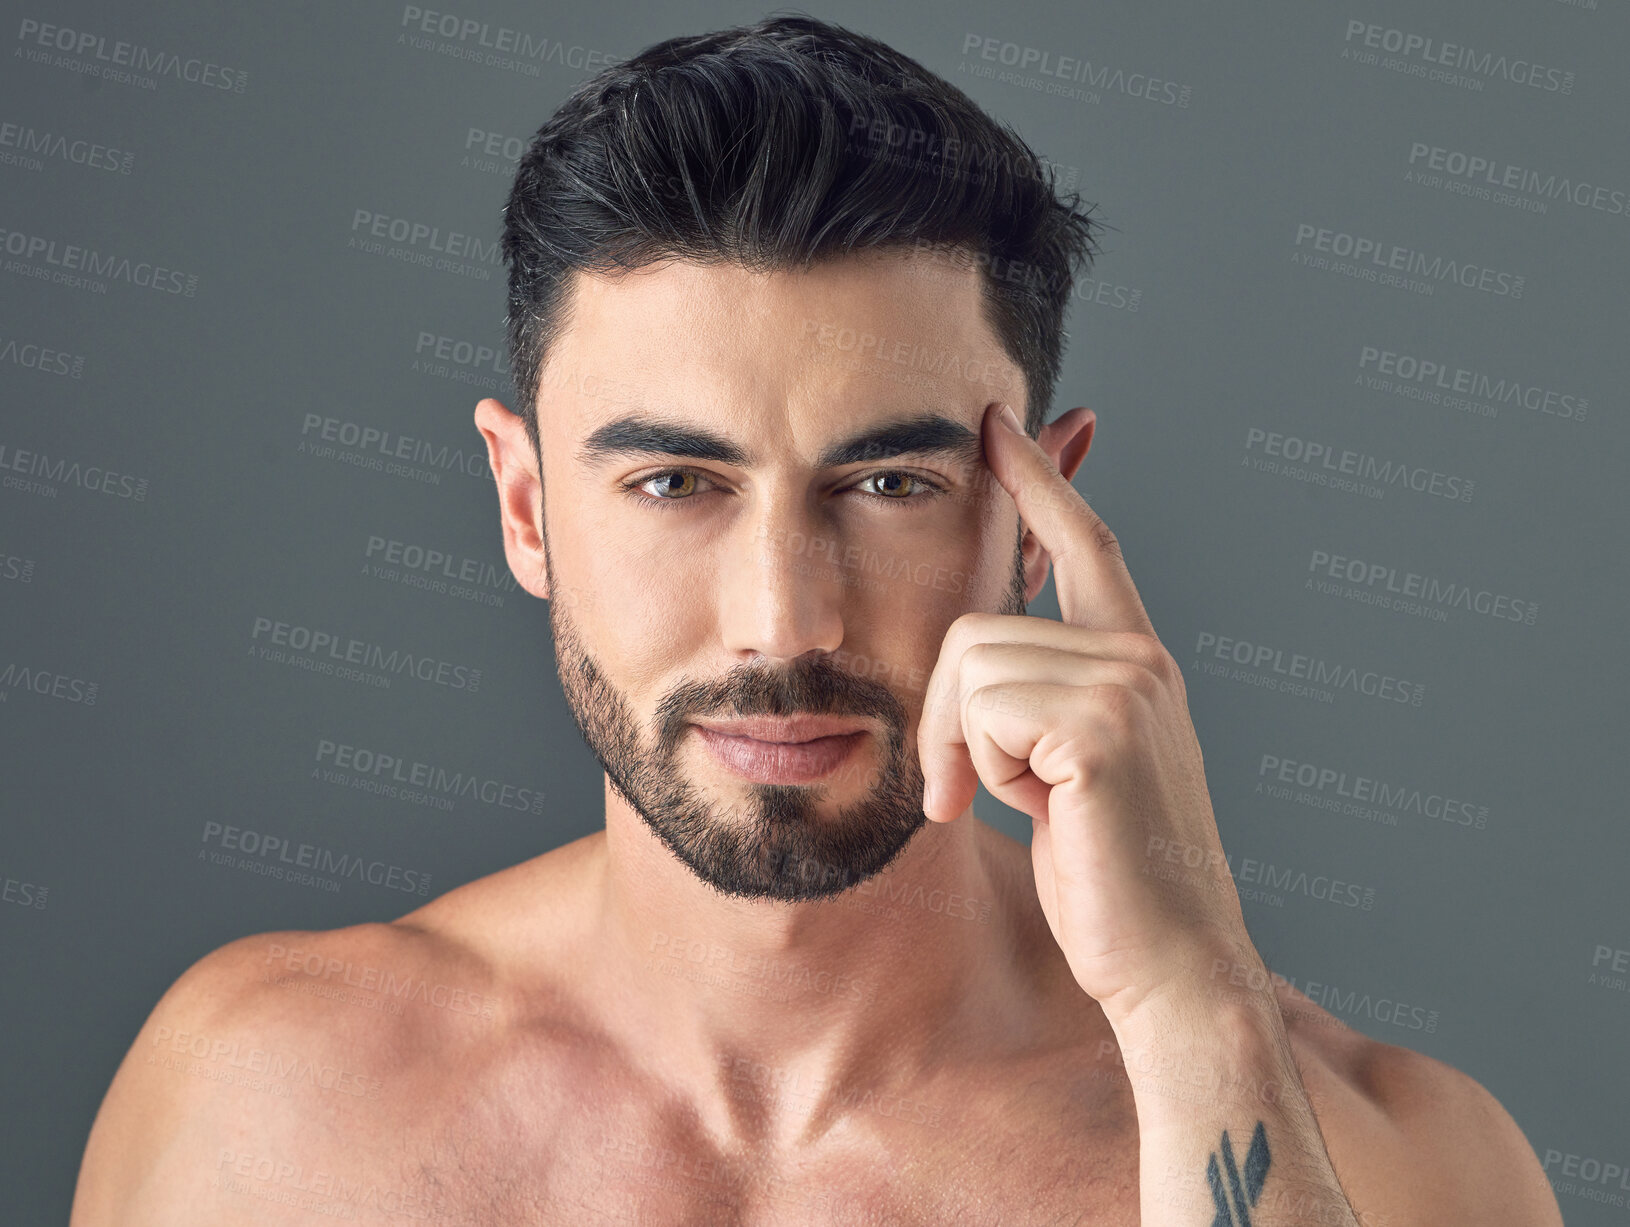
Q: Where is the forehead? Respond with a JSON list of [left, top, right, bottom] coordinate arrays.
[[538, 248, 1023, 449]]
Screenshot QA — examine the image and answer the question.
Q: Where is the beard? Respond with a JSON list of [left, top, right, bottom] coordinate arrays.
[[541, 511, 1028, 903]]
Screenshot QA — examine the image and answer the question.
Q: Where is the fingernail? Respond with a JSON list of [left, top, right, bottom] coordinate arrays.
[[997, 404, 1024, 435]]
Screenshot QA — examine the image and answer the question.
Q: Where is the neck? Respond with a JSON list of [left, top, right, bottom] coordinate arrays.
[[590, 775, 1059, 1149]]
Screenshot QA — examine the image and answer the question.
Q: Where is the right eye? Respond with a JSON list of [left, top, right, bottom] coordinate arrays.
[[621, 468, 718, 505]]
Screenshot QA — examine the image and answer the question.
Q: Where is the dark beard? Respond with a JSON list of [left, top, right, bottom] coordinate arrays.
[[541, 516, 1027, 902]]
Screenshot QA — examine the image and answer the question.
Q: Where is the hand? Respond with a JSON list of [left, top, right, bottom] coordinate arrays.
[[917, 402, 1255, 1028]]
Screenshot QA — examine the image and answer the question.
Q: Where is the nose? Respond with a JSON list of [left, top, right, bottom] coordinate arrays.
[[721, 504, 850, 662]]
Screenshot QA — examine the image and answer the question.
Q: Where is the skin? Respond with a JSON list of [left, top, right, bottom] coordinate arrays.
[[69, 249, 1564, 1225]]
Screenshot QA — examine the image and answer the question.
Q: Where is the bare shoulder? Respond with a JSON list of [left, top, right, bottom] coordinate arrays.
[[70, 834, 604, 1226], [69, 920, 449, 1225], [1271, 979, 1563, 1227]]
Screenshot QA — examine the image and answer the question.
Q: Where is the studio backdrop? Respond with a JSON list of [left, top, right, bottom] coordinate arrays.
[[1, 1, 1625, 1222]]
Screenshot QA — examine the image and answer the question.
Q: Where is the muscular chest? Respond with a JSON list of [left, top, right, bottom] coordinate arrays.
[[408, 1067, 1141, 1226], [209, 1042, 1142, 1226], [416, 1129, 1140, 1226]]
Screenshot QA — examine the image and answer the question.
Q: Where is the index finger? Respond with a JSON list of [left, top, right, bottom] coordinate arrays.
[[983, 401, 1154, 635]]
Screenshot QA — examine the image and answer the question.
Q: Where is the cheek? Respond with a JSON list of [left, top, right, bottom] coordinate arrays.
[[559, 537, 718, 684], [612, 598, 716, 691]]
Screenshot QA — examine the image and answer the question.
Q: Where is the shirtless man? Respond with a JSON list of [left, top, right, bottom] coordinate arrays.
[[71, 15, 1562, 1226]]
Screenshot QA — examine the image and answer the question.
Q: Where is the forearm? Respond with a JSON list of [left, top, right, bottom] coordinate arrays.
[[1105, 978, 1361, 1226]]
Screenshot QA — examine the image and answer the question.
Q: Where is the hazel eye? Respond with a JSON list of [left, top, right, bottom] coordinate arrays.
[[858, 470, 940, 500], [639, 470, 702, 499]]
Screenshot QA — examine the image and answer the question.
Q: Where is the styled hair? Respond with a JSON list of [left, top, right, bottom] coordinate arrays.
[[499, 11, 1103, 464]]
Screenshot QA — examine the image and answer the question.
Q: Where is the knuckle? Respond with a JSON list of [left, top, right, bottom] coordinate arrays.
[[962, 682, 993, 724], [958, 638, 1006, 679], [1058, 730, 1112, 782], [1120, 633, 1172, 681], [949, 610, 1000, 642], [1089, 679, 1140, 727]]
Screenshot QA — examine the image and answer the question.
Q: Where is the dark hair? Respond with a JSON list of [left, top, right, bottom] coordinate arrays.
[[499, 11, 1103, 465]]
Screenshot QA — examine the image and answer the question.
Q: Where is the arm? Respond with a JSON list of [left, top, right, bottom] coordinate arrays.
[[914, 408, 1563, 1225], [1352, 1038, 1565, 1227], [68, 933, 292, 1226], [1109, 966, 1362, 1225], [1109, 968, 1567, 1227]]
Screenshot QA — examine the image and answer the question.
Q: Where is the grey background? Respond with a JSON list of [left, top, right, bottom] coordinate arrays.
[[2, 0, 1625, 1221]]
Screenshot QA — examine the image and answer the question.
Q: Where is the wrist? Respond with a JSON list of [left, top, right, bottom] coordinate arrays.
[[1095, 941, 1279, 1040], [1106, 985, 1293, 1120]]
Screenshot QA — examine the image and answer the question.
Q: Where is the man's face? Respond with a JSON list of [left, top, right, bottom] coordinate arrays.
[[531, 249, 1031, 902]]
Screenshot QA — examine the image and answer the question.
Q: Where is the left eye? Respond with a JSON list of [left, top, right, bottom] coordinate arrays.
[[855, 471, 940, 500]]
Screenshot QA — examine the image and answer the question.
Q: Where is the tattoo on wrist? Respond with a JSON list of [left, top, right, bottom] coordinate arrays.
[[1206, 1120, 1270, 1226]]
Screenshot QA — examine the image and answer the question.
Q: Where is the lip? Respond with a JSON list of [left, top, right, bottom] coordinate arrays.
[[692, 715, 870, 743], [693, 719, 869, 785]]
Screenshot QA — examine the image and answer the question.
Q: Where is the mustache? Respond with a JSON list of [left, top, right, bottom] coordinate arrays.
[[653, 656, 907, 758]]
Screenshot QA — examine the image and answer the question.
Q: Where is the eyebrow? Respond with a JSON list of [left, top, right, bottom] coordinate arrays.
[[575, 412, 985, 471]]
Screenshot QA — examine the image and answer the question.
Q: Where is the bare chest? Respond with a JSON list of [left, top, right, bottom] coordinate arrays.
[[403, 1067, 1138, 1227], [208, 1074, 1141, 1227]]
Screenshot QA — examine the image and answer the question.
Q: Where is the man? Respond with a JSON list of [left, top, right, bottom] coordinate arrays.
[[72, 15, 1562, 1225]]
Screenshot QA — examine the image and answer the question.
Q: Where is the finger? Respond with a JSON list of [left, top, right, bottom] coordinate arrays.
[[959, 681, 1110, 822], [917, 612, 1020, 823], [920, 642, 1085, 822], [937, 640, 1151, 736], [917, 615, 1148, 823], [982, 402, 1154, 635]]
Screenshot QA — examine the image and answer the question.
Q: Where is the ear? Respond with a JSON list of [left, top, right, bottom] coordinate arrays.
[[474, 397, 550, 601], [1039, 406, 1095, 483], [1019, 406, 1096, 602]]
